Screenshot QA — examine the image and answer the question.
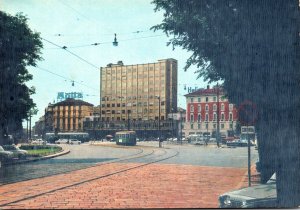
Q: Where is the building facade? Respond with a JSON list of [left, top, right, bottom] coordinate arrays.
[[184, 85, 238, 137], [100, 59, 177, 122], [44, 98, 94, 133]]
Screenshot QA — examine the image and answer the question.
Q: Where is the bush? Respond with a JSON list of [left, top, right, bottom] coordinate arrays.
[[20, 145, 62, 151]]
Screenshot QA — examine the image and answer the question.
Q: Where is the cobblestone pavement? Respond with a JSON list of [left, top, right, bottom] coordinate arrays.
[[1, 163, 248, 209], [0, 143, 259, 209]]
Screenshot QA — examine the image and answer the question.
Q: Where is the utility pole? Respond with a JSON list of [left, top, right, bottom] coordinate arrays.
[[247, 124, 251, 187], [127, 110, 131, 130], [156, 96, 162, 148], [216, 83, 220, 147], [180, 109, 183, 145], [99, 67, 103, 138], [29, 114, 32, 140]]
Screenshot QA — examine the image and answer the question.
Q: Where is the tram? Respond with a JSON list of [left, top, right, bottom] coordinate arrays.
[[115, 131, 137, 146]]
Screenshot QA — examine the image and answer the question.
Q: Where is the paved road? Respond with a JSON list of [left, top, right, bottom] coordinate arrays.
[[0, 143, 141, 185], [0, 142, 259, 209], [134, 141, 258, 167]]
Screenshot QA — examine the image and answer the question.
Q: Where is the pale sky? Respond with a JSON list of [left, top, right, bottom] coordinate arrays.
[[1, 0, 209, 126]]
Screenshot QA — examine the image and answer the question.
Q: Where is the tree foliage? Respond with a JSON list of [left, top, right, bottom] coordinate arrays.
[[0, 11, 43, 145], [152, 0, 300, 207]]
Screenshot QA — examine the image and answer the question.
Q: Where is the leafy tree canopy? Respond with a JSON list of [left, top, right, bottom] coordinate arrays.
[[152, 0, 299, 109], [0, 11, 43, 145], [152, 0, 300, 207]]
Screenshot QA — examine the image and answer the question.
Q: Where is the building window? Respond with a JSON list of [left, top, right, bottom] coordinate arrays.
[[191, 105, 194, 112], [213, 96, 217, 102], [190, 114, 194, 122], [206, 97, 208, 102], [198, 124, 201, 129], [213, 124, 216, 129], [221, 103, 225, 111], [229, 113, 233, 121], [213, 113, 217, 121], [196, 114, 200, 122], [230, 123, 233, 129], [221, 124, 224, 129], [229, 104, 233, 111], [198, 105, 201, 112], [213, 104, 217, 111], [205, 104, 209, 111], [191, 124, 194, 129], [206, 123, 208, 129], [221, 113, 225, 121], [191, 98, 194, 103], [198, 97, 201, 102], [205, 113, 209, 121]]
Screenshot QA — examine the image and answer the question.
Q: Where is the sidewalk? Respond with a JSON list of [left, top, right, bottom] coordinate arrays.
[[1, 161, 248, 209]]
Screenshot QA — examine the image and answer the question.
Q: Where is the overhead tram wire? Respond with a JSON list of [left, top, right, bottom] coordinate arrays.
[[41, 37, 99, 70], [44, 34, 165, 50], [36, 66, 99, 92], [52, 29, 151, 37]]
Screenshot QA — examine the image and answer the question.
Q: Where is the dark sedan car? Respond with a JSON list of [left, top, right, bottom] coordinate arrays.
[[226, 139, 255, 147]]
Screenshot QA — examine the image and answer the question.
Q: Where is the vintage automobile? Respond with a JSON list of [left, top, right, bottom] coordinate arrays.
[[55, 139, 69, 144], [226, 139, 255, 147], [0, 146, 13, 162], [2, 145, 28, 159], [219, 174, 277, 208], [69, 139, 81, 145]]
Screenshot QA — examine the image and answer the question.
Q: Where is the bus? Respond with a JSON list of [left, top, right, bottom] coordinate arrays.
[[115, 131, 136, 146], [45, 132, 90, 143]]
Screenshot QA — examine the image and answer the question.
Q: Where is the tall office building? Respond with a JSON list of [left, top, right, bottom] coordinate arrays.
[[100, 59, 177, 122]]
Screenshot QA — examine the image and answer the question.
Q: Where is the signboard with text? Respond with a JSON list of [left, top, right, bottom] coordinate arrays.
[[57, 92, 83, 101]]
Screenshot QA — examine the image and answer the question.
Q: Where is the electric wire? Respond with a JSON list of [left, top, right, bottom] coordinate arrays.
[[41, 37, 100, 70], [36, 66, 99, 92], [44, 34, 165, 49]]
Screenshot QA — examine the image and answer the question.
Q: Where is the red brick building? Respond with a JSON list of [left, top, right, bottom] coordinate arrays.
[[184, 85, 238, 137]]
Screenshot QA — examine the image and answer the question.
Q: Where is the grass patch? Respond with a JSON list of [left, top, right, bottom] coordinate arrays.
[[22, 146, 62, 157]]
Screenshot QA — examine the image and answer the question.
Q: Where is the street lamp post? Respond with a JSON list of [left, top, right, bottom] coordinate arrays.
[[127, 110, 131, 130], [155, 96, 162, 148], [180, 109, 183, 145], [216, 83, 220, 147], [170, 108, 174, 139]]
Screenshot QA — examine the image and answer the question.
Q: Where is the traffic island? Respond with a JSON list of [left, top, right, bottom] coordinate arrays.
[[1, 145, 70, 166]]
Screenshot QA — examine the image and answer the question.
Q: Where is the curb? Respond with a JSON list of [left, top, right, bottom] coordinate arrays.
[[2, 147, 70, 166]]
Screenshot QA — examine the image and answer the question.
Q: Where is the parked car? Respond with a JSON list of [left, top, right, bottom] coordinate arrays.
[[219, 173, 277, 208], [69, 139, 81, 145], [226, 139, 255, 147], [31, 139, 46, 145], [0, 146, 13, 161], [2, 145, 28, 159], [55, 139, 69, 144]]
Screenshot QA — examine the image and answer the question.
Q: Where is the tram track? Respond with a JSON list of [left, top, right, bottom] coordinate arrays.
[[0, 147, 179, 207], [0, 146, 146, 186]]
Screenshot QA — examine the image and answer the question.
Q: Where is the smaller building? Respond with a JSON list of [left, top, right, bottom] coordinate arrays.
[[43, 98, 94, 134], [184, 85, 238, 138]]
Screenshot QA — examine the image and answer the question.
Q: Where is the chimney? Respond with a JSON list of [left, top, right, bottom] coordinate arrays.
[[117, 61, 123, 66], [207, 85, 210, 89]]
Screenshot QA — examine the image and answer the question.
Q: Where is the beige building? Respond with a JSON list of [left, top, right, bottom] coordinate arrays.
[[100, 59, 177, 122], [46, 98, 94, 133]]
